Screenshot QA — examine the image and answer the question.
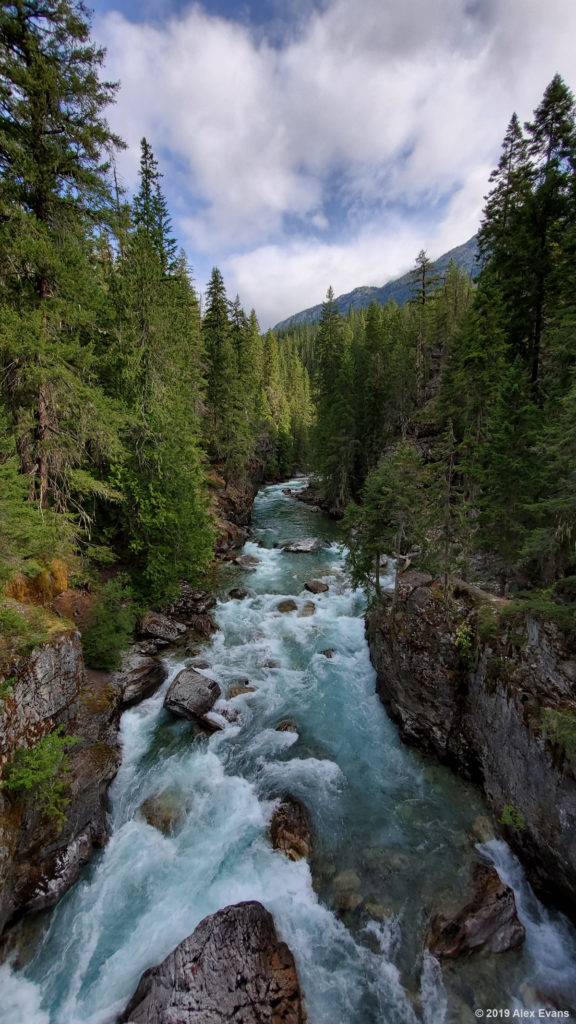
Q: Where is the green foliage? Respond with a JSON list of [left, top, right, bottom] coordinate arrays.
[[0, 450, 74, 587], [454, 622, 475, 670], [2, 728, 79, 827], [500, 590, 576, 642], [0, 603, 52, 656], [344, 443, 429, 595], [499, 804, 525, 830], [476, 603, 499, 640], [82, 575, 138, 671], [542, 708, 576, 765], [0, 676, 15, 704]]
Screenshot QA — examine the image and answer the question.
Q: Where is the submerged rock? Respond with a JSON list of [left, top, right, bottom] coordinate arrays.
[[140, 787, 185, 835], [275, 719, 299, 733], [163, 669, 221, 730], [305, 580, 329, 594], [229, 684, 257, 698], [234, 554, 260, 567], [298, 602, 316, 617], [320, 649, 336, 659], [118, 901, 308, 1024], [283, 538, 325, 553], [270, 795, 312, 861], [428, 862, 525, 958], [333, 869, 363, 912], [277, 599, 298, 614]]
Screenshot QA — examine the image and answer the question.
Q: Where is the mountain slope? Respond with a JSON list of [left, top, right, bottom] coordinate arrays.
[[274, 235, 480, 330]]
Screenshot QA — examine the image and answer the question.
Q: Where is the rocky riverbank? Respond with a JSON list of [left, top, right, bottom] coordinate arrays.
[[367, 571, 576, 919]]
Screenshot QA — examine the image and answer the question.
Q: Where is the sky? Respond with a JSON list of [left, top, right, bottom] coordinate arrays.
[[89, 0, 576, 328]]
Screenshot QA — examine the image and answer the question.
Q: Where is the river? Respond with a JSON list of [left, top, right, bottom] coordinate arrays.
[[2, 478, 576, 1023]]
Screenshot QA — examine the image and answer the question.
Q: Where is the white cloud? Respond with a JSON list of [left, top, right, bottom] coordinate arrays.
[[94, 0, 576, 325]]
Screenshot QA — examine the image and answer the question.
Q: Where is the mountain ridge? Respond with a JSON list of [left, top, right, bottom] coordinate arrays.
[[274, 234, 481, 330]]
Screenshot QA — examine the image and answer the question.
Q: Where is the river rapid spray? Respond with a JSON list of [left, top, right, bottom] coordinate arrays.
[[1, 479, 576, 1023]]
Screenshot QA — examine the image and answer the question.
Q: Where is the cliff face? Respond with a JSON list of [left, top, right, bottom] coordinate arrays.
[[367, 571, 576, 918], [0, 630, 85, 770], [0, 632, 124, 935]]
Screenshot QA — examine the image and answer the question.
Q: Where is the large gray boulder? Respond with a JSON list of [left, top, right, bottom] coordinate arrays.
[[118, 901, 308, 1023], [282, 538, 325, 553], [163, 669, 221, 730], [428, 862, 525, 958], [115, 652, 167, 709]]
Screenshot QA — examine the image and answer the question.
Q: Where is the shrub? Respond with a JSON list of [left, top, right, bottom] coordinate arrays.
[[455, 621, 475, 670], [499, 804, 525, 829], [2, 728, 79, 827], [82, 575, 138, 671], [541, 708, 576, 766]]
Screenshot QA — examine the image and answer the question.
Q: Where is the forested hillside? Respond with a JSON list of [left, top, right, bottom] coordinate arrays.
[[280, 75, 576, 621], [0, 0, 312, 660]]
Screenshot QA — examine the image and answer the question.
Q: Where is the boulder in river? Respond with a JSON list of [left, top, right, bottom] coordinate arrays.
[[140, 787, 185, 835], [270, 795, 312, 861], [275, 719, 299, 733], [234, 554, 260, 567], [305, 580, 329, 594], [428, 862, 526, 958], [277, 599, 298, 613], [163, 668, 221, 730], [229, 683, 257, 698], [283, 538, 326, 553], [118, 900, 308, 1024], [229, 587, 248, 600], [320, 649, 336, 659], [138, 611, 187, 644], [114, 651, 168, 709], [188, 613, 219, 640]]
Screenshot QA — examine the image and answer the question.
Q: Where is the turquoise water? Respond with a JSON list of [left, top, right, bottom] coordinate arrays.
[[2, 479, 576, 1023]]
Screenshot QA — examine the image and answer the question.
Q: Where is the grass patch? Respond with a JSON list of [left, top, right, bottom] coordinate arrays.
[[0, 601, 71, 667]]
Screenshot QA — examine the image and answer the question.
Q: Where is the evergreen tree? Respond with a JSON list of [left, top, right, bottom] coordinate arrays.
[[203, 268, 249, 476], [132, 137, 177, 271], [0, 0, 125, 521]]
